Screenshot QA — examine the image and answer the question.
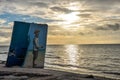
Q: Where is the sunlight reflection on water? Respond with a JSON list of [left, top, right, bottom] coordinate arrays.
[[65, 45, 79, 66]]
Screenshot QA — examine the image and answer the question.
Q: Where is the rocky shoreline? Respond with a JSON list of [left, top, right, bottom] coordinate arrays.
[[0, 61, 118, 80]]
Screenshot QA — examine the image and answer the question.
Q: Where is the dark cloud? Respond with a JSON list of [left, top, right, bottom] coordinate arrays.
[[79, 31, 94, 35], [80, 10, 98, 13], [95, 26, 108, 31], [83, 0, 120, 6], [95, 23, 120, 31], [77, 13, 91, 18], [108, 24, 120, 31], [80, 0, 120, 12], [29, 2, 48, 8], [50, 6, 73, 13], [79, 32, 85, 35], [4, 0, 49, 8]]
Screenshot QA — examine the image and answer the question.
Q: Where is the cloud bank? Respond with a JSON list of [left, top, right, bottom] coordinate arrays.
[[0, 0, 120, 44]]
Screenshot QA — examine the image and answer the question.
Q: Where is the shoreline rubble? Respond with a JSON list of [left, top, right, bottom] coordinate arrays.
[[0, 61, 118, 80]]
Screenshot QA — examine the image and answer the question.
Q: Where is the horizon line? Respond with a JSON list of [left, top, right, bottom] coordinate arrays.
[[1, 43, 120, 46]]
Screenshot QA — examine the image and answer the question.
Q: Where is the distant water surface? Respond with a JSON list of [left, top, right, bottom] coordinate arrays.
[[0, 44, 120, 79]]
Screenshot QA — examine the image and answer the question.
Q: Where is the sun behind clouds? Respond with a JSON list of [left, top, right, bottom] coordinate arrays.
[[58, 12, 80, 30]]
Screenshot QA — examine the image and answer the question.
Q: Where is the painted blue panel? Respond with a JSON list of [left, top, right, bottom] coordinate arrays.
[[23, 23, 48, 68], [6, 21, 30, 67]]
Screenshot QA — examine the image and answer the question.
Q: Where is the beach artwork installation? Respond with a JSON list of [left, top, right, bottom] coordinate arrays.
[[23, 23, 48, 68], [6, 21, 48, 68]]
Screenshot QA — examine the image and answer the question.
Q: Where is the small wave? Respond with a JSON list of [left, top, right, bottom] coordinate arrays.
[[46, 62, 78, 67], [45, 56, 61, 59], [46, 54, 55, 56], [45, 62, 114, 73], [46, 54, 61, 59], [46, 51, 54, 53], [45, 62, 91, 70], [103, 72, 120, 75], [0, 52, 8, 54], [95, 64, 111, 68]]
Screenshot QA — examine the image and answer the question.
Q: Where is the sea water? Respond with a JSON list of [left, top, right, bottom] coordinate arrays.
[[0, 44, 120, 79]]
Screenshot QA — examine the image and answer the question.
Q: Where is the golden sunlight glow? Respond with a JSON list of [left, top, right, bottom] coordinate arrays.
[[68, 6, 79, 10], [58, 12, 80, 24], [58, 12, 80, 30]]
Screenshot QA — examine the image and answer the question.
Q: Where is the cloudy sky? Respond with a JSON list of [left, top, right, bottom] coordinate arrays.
[[0, 0, 120, 45]]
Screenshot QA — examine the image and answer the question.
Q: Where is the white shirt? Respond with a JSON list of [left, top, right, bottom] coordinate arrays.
[[33, 37, 39, 51]]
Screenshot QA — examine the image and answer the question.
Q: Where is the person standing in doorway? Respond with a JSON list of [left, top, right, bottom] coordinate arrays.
[[33, 30, 40, 67]]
